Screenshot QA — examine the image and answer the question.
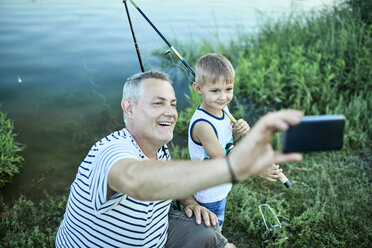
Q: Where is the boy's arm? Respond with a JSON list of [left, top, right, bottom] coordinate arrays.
[[192, 121, 226, 158]]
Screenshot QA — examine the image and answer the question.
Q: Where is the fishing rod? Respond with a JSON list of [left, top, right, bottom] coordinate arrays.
[[123, 0, 144, 72], [125, 0, 236, 122], [126, 0, 195, 77], [123, 0, 291, 188]]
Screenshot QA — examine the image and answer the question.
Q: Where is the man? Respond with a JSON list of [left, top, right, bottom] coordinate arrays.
[[56, 71, 303, 247]]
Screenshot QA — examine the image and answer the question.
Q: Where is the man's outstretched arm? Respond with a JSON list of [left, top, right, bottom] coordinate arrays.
[[108, 110, 303, 201]]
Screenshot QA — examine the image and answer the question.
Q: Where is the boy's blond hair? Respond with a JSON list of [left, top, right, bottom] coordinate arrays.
[[195, 53, 235, 85]]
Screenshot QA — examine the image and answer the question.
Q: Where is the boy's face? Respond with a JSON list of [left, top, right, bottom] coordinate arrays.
[[193, 78, 234, 115]]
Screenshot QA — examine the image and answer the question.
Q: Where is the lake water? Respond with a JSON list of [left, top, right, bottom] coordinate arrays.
[[0, 0, 338, 201]]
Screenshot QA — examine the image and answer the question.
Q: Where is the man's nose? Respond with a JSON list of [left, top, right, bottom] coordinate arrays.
[[164, 103, 177, 116]]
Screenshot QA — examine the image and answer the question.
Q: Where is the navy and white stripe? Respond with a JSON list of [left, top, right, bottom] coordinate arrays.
[[56, 129, 171, 247]]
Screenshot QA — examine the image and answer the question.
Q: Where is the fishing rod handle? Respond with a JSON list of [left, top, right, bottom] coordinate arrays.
[[223, 106, 236, 123], [279, 172, 291, 188]]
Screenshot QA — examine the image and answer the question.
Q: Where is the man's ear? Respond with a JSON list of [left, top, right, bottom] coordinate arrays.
[[192, 82, 201, 94], [121, 98, 134, 120]]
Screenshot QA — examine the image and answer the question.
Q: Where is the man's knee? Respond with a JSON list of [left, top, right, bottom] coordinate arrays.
[[195, 225, 218, 245], [190, 225, 227, 248], [167, 209, 228, 248]]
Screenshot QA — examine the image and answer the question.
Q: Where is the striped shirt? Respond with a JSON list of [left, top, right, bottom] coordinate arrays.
[[56, 128, 172, 248]]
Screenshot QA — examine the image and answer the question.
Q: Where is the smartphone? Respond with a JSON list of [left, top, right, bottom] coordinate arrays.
[[281, 115, 345, 153]]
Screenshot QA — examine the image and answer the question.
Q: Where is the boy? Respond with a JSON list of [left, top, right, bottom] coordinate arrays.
[[188, 53, 284, 231]]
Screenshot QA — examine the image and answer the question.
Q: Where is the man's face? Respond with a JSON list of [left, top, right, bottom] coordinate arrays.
[[131, 78, 178, 147]]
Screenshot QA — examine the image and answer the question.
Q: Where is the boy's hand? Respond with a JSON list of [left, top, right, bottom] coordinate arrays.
[[232, 119, 250, 141], [229, 110, 303, 182], [259, 164, 283, 182]]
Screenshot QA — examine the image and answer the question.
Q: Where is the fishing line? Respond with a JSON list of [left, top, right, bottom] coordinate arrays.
[[165, 50, 194, 83], [126, 0, 195, 77], [83, 62, 112, 111]]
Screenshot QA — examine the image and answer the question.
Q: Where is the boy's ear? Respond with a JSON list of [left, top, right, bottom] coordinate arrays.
[[192, 82, 202, 94], [121, 98, 134, 120]]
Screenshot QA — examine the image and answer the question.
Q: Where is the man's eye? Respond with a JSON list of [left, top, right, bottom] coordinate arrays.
[[153, 102, 162, 105]]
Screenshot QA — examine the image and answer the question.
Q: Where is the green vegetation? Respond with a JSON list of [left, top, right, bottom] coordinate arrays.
[[163, 3, 371, 152], [1, 1, 371, 247], [0, 194, 67, 248], [0, 112, 25, 188], [223, 151, 371, 247], [165, 2, 372, 247]]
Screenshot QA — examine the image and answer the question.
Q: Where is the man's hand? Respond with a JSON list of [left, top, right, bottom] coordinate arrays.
[[180, 197, 218, 227], [259, 164, 283, 182], [232, 119, 250, 142]]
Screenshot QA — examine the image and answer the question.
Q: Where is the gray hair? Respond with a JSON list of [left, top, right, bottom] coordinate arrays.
[[122, 71, 171, 124]]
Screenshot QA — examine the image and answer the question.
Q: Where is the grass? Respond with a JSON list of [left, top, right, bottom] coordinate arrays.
[[0, 194, 67, 248], [223, 150, 372, 247], [1, 0, 371, 247], [0, 111, 25, 189]]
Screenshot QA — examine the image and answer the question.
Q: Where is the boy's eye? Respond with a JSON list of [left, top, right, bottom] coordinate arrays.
[[211, 89, 219, 93], [226, 88, 233, 92]]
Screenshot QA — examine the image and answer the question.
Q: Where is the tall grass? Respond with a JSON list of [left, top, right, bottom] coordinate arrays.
[[0, 112, 25, 188], [158, 4, 371, 151], [236, 5, 372, 149]]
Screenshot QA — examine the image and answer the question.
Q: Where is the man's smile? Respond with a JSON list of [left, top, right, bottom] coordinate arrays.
[[158, 121, 174, 126]]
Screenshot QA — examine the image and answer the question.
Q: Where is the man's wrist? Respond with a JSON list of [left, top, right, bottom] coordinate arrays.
[[226, 155, 238, 184]]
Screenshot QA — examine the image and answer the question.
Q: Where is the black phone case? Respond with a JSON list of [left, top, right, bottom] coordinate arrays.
[[281, 115, 345, 153]]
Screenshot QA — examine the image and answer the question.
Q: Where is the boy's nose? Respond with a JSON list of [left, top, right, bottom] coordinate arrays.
[[219, 92, 228, 100]]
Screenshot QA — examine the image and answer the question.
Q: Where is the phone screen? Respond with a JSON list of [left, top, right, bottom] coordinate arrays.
[[281, 115, 345, 153]]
